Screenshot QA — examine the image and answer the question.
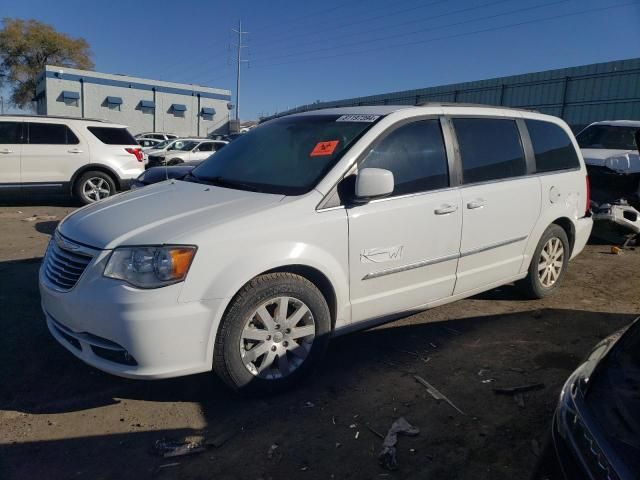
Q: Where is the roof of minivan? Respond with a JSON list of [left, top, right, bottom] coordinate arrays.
[[0, 114, 127, 128], [587, 120, 640, 128], [286, 103, 536, 118]]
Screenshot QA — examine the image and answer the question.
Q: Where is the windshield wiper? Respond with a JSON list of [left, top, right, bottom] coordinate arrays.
[[198, 176, 260, 192]]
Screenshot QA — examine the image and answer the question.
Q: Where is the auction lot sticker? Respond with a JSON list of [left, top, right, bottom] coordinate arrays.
[[310, 140, 340, 156], [336, 114, 380, 122]]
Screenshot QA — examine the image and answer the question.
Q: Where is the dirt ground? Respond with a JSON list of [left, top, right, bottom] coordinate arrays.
[[1, 197, 639, 480]]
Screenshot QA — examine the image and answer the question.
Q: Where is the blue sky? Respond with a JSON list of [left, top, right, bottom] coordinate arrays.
[[1, 0, 639, 119]]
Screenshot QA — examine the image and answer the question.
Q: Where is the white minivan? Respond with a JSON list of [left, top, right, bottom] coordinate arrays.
[[40, 104, 592, 393]]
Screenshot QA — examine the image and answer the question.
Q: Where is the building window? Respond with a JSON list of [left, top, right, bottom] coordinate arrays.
[[59, 90, 79, 107], [171, 103, 187, 117], [139, 100, 155, 114], [105, 96, 123, 111], [201, 107, 215, 119]]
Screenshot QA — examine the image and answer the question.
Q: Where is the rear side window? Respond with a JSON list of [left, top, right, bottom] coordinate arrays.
[[360, 119, 449, 196], [88, 126, 137, 145], [197, 143, 214, 152], [526, 120, 580, 173], [454, 118, 526, 184], [28, 123, 79, 145], [0, 121, 22, 144]]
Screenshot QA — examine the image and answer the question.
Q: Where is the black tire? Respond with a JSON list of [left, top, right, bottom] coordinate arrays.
[[73, 171, 117, 205], [167, 158, 184, 166], [214, 273, 331, 395], [519, 224, 570, 299]]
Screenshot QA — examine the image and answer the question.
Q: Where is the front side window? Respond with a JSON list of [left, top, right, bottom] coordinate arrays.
[[359, 119, 449, 196], [191, 114, 378, 195], [28, 123, 79, 145], [453, 118, 526, 184], [576, 125, 638, 150], [0, 121, 22, 144], [87, 126, 136, 145], [526, 120, 580, 173]]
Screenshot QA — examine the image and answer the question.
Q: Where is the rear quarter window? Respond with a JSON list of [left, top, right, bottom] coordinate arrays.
[[87, 126, 137, 145], [525, 120, 580, 173]]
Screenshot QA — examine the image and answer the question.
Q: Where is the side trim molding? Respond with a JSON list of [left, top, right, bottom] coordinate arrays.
[[362, 235, 527, 280]]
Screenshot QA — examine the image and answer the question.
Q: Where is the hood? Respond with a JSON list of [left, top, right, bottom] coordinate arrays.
[[58, 180, 284, 249], [581, 148, 635, 166]]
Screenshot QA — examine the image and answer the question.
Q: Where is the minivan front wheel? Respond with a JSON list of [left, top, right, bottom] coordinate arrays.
[[74, 171, 116, 204], [520, 224, 570, 299], [214, 273, 331, 394]]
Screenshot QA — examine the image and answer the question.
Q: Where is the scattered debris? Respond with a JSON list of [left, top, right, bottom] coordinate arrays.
[[355, 431, 360, 440], [335, 442, 342, 448], [531, 438, 542, 457], [378, 417, 420, 471], [349, 424, 357, 429], [366, 424, 385, 439], [481, 379, 495, 384], [155, 462, 180, 473], [477, 369, 490, 376], [332, 416, 336, 425], [300, 465, 309, 471], [303, 401, 315, 408], [493, 383, 545, 395], [267, 443, 279, 459], [414, 375, 466, 415], [611, 245, 622, 255], [154, 438, 206, 458], [429, 342, 437, 349], [22, 214, 57, 222], [205, 430, 237, 448]]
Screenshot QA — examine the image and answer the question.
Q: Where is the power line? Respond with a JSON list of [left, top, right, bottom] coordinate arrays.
[[248, 1, 637, 69], [254, 0, 550, 63], [250, 0, 451, 51], [251, 0, 510, 54]]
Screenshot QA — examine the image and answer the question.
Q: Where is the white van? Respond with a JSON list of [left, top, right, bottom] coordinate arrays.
[[40, 104, 592, 393], [0, 115, 143, 204]]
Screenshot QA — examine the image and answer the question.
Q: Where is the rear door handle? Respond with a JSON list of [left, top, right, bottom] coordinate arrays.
[[467, 199, 486, 209], [68, 148, 83, 154], [434, 204, 458, 215], [0, 149, 13, 154]]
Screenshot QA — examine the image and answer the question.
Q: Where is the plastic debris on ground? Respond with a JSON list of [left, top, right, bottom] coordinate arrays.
[[378, 417, 420, 471]]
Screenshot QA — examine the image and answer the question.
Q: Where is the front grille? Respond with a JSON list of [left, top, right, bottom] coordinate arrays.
[[43, 236, 93, 291]]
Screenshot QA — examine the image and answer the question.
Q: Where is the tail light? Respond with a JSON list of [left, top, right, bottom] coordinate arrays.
[[125, 147, 144, 162], [585, 175, 591, 215]]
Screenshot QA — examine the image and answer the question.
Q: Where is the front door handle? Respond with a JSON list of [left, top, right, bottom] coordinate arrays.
[[467, 199, 486, 209], [434, 204, 458, 215], [68, 148, 83, 154], [0, 149, 13, 154]]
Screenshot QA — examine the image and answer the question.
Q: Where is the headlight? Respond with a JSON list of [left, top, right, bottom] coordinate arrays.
[[104, 246, 196, 288]]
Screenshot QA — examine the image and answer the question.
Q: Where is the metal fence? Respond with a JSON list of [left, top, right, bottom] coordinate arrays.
[[265, 58, 640, 131]]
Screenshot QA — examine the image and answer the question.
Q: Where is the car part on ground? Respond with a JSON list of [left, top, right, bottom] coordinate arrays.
[[535, 317, 640, 480]]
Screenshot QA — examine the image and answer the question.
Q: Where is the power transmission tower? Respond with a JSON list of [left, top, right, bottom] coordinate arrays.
[[232, 20, 249, 124]]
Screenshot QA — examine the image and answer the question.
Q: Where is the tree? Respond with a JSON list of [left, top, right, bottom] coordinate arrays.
[[0, 18, 93, 109]]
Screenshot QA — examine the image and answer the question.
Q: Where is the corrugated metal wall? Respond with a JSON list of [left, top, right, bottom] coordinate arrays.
[[268, 58, 640, 130]]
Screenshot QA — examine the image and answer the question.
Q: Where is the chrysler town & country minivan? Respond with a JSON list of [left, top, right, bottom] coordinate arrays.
[[40, 104, 592, 393]]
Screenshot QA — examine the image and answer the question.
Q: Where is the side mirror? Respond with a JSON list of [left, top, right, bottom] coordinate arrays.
[[355, 168, 394, 201]]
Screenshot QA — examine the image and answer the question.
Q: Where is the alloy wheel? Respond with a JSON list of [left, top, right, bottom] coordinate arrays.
[[240, 296, 316, 380], [538, 237, 564, 288], [82, 177, 111, 202]]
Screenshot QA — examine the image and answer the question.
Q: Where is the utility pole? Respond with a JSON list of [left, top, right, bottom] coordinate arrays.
[[0, 96, 4, 115], [232, 20, 249, 125]]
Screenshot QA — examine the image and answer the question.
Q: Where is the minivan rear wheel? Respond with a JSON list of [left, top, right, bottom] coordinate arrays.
[[214, 273, 331, 394], [519, 224, 570, 299], [74, 171, 116, 205]]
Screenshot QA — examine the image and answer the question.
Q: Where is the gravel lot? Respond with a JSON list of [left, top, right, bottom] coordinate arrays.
[[1, 198, 638, 480]]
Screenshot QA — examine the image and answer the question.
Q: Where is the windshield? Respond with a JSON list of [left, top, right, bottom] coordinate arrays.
[[153, 139, 171, 149], [577, 125, 639, 150], [190, 114, 379, 195], [166, 140, 189, 151]]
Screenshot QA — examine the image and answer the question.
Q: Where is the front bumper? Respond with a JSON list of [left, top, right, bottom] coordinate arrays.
[[39, 257, 226, 379]]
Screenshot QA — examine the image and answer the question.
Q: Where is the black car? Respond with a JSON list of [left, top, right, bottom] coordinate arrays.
[[536, 317, 640, 479], [131, 162, 198, 189]]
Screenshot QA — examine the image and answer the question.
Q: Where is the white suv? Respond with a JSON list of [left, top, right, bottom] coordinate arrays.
[[0, 115, 144, 204], [40, 105, 592, 394]]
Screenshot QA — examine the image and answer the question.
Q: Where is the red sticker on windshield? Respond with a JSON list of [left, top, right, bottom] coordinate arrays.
[[310, 140, 339, 157]]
